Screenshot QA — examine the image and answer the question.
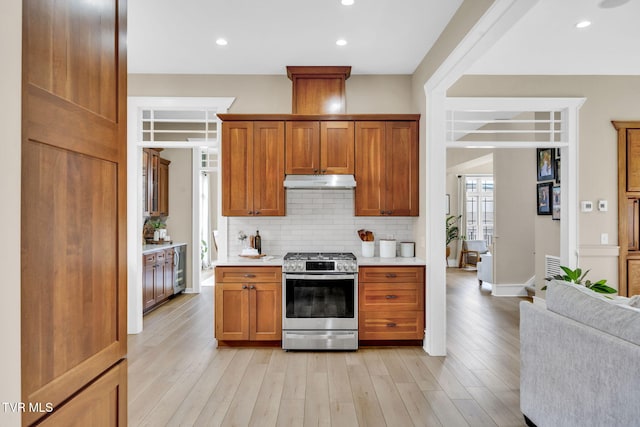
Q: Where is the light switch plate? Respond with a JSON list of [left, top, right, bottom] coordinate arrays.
[[581, 201, 593, 212]]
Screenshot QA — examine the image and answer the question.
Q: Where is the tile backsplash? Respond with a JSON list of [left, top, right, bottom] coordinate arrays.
[[227, 189, 416, 257]]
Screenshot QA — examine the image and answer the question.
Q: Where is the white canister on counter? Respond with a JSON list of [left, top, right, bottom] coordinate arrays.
[[400, 242, 415, 257], [361, 241, 374, 258], [379, 239, 396, 258]]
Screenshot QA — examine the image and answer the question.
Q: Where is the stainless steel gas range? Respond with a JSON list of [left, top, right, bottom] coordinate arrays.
[[282, 252, 358, 350]]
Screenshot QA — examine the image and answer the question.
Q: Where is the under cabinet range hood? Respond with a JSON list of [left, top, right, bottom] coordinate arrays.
[[284, 174, 356, 189]]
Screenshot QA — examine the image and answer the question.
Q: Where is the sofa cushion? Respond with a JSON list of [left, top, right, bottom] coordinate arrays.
[[546, 280, 640, 346]]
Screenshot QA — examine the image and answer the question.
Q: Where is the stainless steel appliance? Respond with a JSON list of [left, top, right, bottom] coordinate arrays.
[[173, 244, 187, 294], [282, 252, 358, 350]]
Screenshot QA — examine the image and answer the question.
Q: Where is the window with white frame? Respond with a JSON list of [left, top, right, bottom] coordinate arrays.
[[464, 175, 494, 245]]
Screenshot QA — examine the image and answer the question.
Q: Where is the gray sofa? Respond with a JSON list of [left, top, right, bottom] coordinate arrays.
[[520, 280, 640, 427]]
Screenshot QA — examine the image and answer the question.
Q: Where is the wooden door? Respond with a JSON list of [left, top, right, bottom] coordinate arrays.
[[250, 284, 282, 341], [626, 129, 640, 192], [222, 121, 254, 216], [21, 0, 127, 425], [627, 199, 639, 251], [149, 150, 160, 215], [355, 122, 386, 215], [142, 149, 150, 216], [385, 121, 418, 216], [253, 121, 285, 216], [285, 121, 320, 174], [321, 121, 354, 174], [158, 158, 170, 216], [154, 251, 167, 302], [143, 254, 156, 312], [215, 284, 250, 340]]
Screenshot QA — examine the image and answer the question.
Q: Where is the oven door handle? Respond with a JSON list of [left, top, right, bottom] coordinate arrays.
[[285, 274, 356, 281]]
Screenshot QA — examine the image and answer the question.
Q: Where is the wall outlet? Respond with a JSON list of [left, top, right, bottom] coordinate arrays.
[[598, 200, 608, 211], [581, 201, 593, 212]]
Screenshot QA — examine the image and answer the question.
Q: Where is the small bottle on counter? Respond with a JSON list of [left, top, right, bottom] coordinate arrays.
[[255, 230, 262, 254]]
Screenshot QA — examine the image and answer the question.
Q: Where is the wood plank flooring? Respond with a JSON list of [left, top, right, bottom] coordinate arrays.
[[128, 269, 529, 426]]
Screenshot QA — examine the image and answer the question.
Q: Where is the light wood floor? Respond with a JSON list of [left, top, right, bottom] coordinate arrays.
[[128, 269, 529, 426]]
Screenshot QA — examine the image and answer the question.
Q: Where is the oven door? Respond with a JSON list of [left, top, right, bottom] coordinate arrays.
[[282, 273, 358, 330]]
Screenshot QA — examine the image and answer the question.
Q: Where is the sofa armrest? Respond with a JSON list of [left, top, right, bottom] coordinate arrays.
[[520, 302, 640, 427]]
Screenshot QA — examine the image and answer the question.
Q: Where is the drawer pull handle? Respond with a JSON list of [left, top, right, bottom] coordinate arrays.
[[385, 295, 398, 299], [244, 274, 256, 278], [385, 273, 397, 278], [386, 322, 397, 328]]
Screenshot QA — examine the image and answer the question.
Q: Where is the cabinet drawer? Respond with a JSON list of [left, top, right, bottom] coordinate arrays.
[[144, 253, 156, 265], [155, 251, 165, 263], [359, 283, 424, 311], [215, 266, 282, 283], [359, 266, 424, 283], [359, 311, 424, 340]]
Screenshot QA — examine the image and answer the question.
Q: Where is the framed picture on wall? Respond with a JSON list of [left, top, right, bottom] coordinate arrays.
[[537, 182, 553, 215], [537, 148, 555, 181], [555, 158, 561, 184], [552, 185, 561, 220]]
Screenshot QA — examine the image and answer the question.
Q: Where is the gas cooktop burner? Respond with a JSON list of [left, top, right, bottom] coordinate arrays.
[[283, 252, 357, 273], [284, 252, 357, 261]]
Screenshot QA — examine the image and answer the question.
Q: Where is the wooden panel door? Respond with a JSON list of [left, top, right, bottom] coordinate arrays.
[[321, 121, 355, 174], [21, 0, 127, 425], [149, 150, 160, 215], [355, 122, 386, 215], [164, 248, 175, 298], [222, 121, 254, 216], [215, 284, 250, 340], [285, 121, 320, 174], [143, 254, 156, 312], [628, 259, 640, 296], [253, 121, 285, 216], [154, 251, 167, 302], [142, 149, 150, 216], [385, 121, 418, 216], [250, 284, 282, 341], [627, 199, 639, 251]]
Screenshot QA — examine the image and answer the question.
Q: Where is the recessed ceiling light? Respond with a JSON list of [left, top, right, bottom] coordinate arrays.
[[336, 39, 347, 46], [576, 20, 591, 29], [215, 38, 228, 46], [341, 0, 355, 5]]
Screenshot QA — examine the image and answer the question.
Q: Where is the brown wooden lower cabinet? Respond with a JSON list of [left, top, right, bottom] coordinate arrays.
[[215, 266, 282, 344], [358, 266, 425, 341], [142, 247, 176, 313], [38, 361, 127, 426]]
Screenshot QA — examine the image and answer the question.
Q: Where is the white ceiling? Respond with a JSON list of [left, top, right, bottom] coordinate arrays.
[[127, 0, 463, 75], [128, 0, 640, 77]]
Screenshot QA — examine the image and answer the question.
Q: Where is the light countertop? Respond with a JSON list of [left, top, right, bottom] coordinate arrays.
[[142, 242, 187, 254], [213, 255, 425, 267], [357, 256, 426, 266]]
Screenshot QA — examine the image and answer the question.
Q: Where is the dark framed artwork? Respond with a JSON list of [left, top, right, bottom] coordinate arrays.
[[555, 158, 561, 184], [552, 185, 561, 220], [537, 148, 555, 181], [537, 182, 553, 215]]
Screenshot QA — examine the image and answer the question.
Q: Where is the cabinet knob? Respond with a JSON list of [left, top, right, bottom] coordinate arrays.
[[386, 210, 393, 215], [321, 169, 327, 174], [313, 169, 319, 174], [380, 210, 385, 215], [385, 295, 398, 299], [242, 285, 248, 289], [255, 211, 261, 215], [386, 322, 397, 328], [244, 274, 256, 278], [385, 273, 397, 278], [247, 211, 253, 215], [249, 285, 256, 290]]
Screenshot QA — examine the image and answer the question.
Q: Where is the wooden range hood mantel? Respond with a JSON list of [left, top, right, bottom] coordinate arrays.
[[287, 66, 351, 115]]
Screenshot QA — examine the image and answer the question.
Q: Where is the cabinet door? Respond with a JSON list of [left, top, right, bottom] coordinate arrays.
[[158, 158, 170, 216], [253, 121, 285, 216], [222, 121, 254, 216], [321, 121, 354, 174], [154, 251, 167, 302], [164, 248, 175, 297], [286, 121, 320, 174], [627, 129, 640, 192], [215, 284, 250, 340], [359, 311, 424, 340], [355, 122, 386, 216], [143, 254, 156, 312], [385, 121, 418, 216], [142, 149, 150, 217], [627, 259, 640, 296], [149, 150, 160, 215], [250, 284, 282, 341]]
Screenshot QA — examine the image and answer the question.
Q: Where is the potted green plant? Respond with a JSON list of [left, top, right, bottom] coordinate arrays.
[[543, 266, 616, 294], [446, 215, 461, 260]]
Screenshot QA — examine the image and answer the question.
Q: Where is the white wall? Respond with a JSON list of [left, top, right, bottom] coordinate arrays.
[[0, 0, 22, 424]]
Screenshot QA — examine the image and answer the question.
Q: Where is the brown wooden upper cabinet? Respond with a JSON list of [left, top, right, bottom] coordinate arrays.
[[355, 120, 419, 216], [285, 121, 355, 175], [222, 121, 286, 216], [143, 148, 170, 217]]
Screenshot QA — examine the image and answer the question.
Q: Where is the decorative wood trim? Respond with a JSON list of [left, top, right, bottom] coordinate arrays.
[[286, 66, 352, 80], [612, 120, 640, 130], [217, 114, 421, 122]]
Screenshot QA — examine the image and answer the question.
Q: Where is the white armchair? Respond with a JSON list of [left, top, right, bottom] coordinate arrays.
[[477, 252, 493, 287]]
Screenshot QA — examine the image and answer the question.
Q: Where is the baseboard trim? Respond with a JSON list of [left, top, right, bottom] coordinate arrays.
[[491, 283, 528, 297]]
